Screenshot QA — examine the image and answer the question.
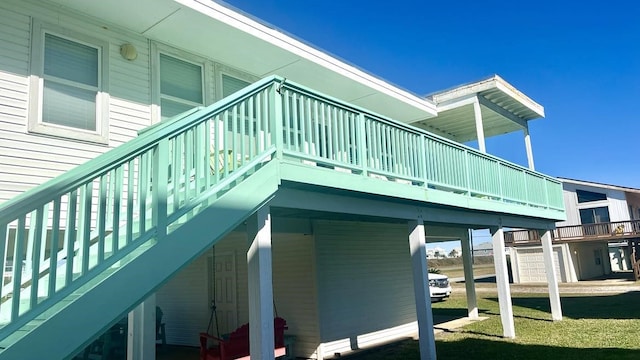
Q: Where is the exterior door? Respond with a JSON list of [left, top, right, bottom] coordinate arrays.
[[207, 252, 237, 336]]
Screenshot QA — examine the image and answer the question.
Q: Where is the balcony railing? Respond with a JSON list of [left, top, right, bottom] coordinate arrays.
[[0, 75, 565, 337], [505, 219, 640, 245]]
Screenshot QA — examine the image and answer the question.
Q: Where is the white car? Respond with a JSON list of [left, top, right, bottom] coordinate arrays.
[[428, 273, 452, 301]]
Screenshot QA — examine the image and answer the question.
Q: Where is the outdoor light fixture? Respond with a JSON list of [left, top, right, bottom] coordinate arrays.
[[120, 43, 137, 61]]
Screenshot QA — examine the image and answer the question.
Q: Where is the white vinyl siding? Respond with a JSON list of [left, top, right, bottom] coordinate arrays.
[[159, 53, 204, 119], [28, 20, 109, 143], [156, 230, 320, 359], [156, 254, 209, 346], [156, 232, 246, 347], [558, 182, 632, 227], [314, 220, 416, 356], [0, 0, 151, 204], [272, 233, 320, 359]]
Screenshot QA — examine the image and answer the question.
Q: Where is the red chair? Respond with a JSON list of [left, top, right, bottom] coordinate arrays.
[[199, 317, 288, 360]]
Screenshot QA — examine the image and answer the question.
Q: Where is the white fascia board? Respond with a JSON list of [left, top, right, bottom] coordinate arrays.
[[429, 75, 544, 119], [434, 94, 477, 113], [178, 0, 437, 116], [428, 77, 496, 103], [558, 178, 640, 194], [494, 78, 544, 118]]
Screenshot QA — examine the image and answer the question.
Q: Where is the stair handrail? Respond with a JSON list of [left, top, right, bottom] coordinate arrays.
[[0, 76, 282, 334], [0, 75, 281, 222]]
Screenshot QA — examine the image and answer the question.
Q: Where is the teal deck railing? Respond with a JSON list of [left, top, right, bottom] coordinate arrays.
[[0, 75, 564, 341]]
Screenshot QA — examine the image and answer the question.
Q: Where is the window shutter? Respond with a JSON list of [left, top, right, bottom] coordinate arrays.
[[44, 34, 98, 86], [160, 54, 203, 104], [222, 74, 251, 98], [42, 33, 99, 131]]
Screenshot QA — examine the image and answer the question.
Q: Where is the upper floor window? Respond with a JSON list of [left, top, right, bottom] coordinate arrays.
[[579, 206, 610, 224], [576, 189, 607, 203], [221, 74, 250, 98], [159, 54, 204, 120], [29, 21, 109, 143]]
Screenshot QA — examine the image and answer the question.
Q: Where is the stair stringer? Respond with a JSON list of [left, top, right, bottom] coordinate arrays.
[[0, 161, 282, 360]]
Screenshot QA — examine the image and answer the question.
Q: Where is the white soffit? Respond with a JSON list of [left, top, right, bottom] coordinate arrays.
[[417, 75, 545, 142], [45, 0, 437, 123]]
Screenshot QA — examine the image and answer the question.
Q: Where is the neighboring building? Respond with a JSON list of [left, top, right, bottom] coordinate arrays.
[[507, 178, 640, 283], [0, 1, 566, 359], [473, 241, 494, 257], [426, 246, 448, 259]]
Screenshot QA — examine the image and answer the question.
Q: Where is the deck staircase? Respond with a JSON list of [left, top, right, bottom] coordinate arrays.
[[0, 76, 565, 359]]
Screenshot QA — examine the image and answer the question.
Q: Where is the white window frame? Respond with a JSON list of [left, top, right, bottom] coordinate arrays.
[[28, 20, 109, 144], [151, 42, 212, 124]]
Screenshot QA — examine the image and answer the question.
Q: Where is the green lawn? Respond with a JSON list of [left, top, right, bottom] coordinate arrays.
[[342, 289, 640, 360], [436, 263, 495, 279]]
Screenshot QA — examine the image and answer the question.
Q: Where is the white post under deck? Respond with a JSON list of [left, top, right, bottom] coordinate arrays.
[[461, 230, 478, 319], [247, 206, 275, 360], [473, 97, 487, 153], [523, 125, 535, 170], [126, 294, 156, 360], [491, 228, 515, 338], [408, 217, 437, 360], [540, 230, 563, 321]]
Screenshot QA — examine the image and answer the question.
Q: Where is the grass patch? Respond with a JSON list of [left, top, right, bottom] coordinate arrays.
[[437, 263, 495, 280], [341, 290, 640, 360]]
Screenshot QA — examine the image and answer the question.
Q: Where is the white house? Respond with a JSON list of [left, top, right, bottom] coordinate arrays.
[[0, 1, 567, 359], [507, 178, 640, 283]]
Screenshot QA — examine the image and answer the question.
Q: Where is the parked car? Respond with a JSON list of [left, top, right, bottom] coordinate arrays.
[[428, 273, 452, 301]]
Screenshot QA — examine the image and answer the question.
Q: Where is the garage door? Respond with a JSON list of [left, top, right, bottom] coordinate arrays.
[[516, 247, 564, 283]]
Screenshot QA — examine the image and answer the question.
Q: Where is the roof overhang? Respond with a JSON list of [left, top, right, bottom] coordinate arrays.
[[45, 0, 437, 123], [415, 75, 545, 142], [558, 178, 640, 195]]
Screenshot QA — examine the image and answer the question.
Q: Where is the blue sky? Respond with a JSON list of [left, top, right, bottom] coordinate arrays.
[[220, 1, 640, 250], [222, 0, 640, 188]]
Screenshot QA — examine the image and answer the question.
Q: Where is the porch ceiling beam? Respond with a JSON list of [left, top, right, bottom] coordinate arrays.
[[272, 188, 557, 230], [476, 95, 528, 129]]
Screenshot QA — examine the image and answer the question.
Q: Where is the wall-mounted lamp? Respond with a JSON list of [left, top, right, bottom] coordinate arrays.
[[120, 43, 137, 61]]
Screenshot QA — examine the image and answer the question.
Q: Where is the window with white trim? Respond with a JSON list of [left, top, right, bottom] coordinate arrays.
[[159, 54, 204, 120], [221, 74, 250, 98], [29, 22, 108, 143]]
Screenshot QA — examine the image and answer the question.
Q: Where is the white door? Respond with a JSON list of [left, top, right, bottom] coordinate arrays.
[[208, 252, 237, 336]]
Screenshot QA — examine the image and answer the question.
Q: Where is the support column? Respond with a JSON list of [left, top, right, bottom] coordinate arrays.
[[473, 97, 486, 153], [523, 125, 535, 170], [460, 230, 478, 319], [491, 227, 515, 338], [127, 294, 156, 360], [540, 230, 562, 321], [408, 217, 437, 360], [247, 206, 275, 360]]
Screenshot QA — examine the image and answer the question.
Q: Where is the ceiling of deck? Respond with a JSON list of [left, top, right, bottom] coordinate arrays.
[[418, 75, 545, 142], [47, 0, 437, 123]]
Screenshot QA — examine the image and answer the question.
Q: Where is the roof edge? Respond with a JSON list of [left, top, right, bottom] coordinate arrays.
[[558, 177, 640, 194]]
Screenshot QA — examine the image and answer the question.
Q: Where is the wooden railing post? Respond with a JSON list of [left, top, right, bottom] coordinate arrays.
[[356, 113, 367, 176], [272, 82, 284, 160], [152, 139, 169, 239]]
